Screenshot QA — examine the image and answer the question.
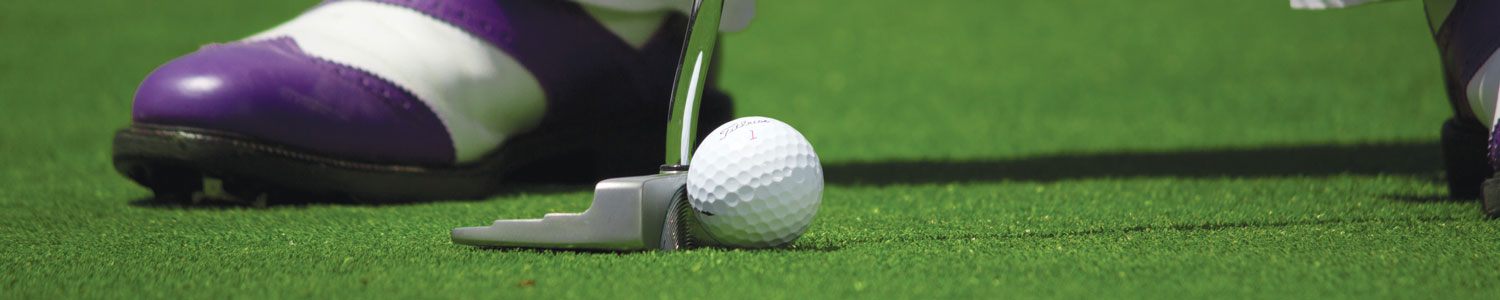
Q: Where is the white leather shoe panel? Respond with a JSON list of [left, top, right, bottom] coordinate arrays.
[[247, 1, 547, 163]]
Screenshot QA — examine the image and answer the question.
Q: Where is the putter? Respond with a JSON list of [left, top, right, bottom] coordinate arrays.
[[450, 0, 725, 251]]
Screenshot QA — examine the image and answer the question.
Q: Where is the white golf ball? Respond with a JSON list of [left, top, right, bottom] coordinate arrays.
[[687, 116, 823, 248]]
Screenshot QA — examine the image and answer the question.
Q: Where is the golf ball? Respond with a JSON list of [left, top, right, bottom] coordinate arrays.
[[687, 116, 823, 248]]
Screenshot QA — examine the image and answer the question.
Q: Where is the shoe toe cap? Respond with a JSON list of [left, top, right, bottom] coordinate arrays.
[[132, 38, 455, 164]]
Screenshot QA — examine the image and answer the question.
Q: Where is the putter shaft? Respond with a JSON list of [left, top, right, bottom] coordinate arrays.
[[663, 0, 725, 170]]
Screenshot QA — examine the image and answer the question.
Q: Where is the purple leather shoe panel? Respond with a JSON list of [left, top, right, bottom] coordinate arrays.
[[328, 0, 686, 128], [132, 38, 456, 165]]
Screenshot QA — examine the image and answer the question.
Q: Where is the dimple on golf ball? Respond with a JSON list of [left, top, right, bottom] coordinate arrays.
[[687, 116, 824, 248]]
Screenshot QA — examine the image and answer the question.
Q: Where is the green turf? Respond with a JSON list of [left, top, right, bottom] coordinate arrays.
[[3, 0, 1498, 298]]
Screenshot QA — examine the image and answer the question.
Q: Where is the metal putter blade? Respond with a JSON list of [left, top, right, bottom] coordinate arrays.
[[451, 173, 687, 250]]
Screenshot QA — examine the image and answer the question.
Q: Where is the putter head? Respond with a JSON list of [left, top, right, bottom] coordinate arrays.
[[452, 0, 728, 251], [451, 173, 706, 251]]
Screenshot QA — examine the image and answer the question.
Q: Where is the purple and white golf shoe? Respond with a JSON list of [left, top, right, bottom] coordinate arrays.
[[1425, 0, 1500, 216], [113, 0, 736, 202]]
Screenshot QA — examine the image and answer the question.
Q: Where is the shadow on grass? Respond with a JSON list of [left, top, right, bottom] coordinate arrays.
[[466, 243, 841, 255], [127, 184, 592, 209], [1383, 194, 1473, 203], [844, 215, 1472, 245], [824, 141, 1443, 185], [1016, 215, 1471, 239]]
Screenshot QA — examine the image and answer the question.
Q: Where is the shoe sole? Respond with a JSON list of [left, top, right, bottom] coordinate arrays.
[[111, 123, 611, 202], [1441, 117, 1490, 199], [1483, 174, 1500, 218]]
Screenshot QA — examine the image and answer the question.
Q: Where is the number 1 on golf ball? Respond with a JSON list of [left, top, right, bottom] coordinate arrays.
[[687, 116, 824, 248]]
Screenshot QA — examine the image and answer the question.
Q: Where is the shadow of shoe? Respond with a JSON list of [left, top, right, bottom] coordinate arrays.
[[824, 141, 1442, 186]]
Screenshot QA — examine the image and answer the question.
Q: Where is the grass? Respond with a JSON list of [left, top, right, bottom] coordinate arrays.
[[3, 0, 1498, 298]]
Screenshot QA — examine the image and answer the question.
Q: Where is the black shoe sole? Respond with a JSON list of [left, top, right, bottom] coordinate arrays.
[[1482, 174, 1500, 218], [112, 124, 599, 202], [1441, 117, 1491, 200]]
